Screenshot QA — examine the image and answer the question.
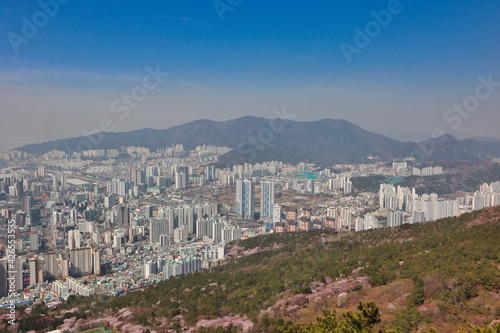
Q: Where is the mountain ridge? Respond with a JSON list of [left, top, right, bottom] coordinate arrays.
[[15, 116, 500, 164]]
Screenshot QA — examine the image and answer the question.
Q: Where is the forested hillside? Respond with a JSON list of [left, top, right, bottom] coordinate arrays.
[[4, 206, 500, 333]]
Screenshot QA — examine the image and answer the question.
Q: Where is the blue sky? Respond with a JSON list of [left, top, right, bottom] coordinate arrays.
[[0, 0, 499, 148]]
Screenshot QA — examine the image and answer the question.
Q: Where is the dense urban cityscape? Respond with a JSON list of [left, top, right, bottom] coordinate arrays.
[[2, 1, 500, 332], [1, 145, 499, 318]]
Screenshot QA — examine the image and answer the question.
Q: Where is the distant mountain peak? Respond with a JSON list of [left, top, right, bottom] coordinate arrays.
[[15, 116, 500, 164]]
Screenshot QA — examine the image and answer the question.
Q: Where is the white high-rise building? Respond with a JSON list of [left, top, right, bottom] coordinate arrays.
[[69, 208, 78, 225], [37, 166, 45, 178], [344, 181, 352, 194], [388, 210, 404, 228], [30, 232, 40, 251], [74, 230, 82, 249], [203, 202, 213, 218], [196, 219, 212, 239], [150, 218, 170, 245], [212, 222, 223, 242], [175, 172, 186, 189], [104, 194, 116, 208], [160, 234, 171, 247], [364, 213, 378, 230], [205, 165, 215, 181], [92, 230, 100, 247], [184, 206, 195, 234], [29, 257, 39, 286], [93, 248, 101, 276], [12, 257, 23, 292], [236, 179, 255, 219], [52, 174, 59, 192], [173, 228, 183, 243], [165, 207, 175, 234], [327, 207, 337, 220], [272, 204, 281, 223], [222, 226, 242, 242], [70, 248, 93, 277], [62, 173, 68, 190], [199, 175, 206, 186], [195, 205, 204, 221], [68, 230, 75, 250], [113, 230, 125, 250], [104, 231, 112, 244], [44, 253, 59, 280], [355, 217, 364, 231], [429, 193, 439, 220], [260, 181, 275, 219], [109, 178, 132, 197], [143, 260, 156, 279], [473, 195, 484, 211], [175, 207, 184, 226]]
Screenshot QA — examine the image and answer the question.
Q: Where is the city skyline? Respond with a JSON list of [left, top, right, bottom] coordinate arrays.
[[0, 138, 499, 331], [1, 2, 500, 331]]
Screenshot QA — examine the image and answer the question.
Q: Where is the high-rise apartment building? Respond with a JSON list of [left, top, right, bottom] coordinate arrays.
[[205, 165, 215, 181], [260, 181, 275, 218], [272, 204, 282, 223], [116, 206, 130, 227], [52, 174, 59, 192], [236, 179, 255, 219], [0, 258, 8, 297], [0, 257, 23, 294], [29, 257, 41, 286], [70, 248, 93, 277], [150, 218, 170, 245], [44, 253, 59, 280]]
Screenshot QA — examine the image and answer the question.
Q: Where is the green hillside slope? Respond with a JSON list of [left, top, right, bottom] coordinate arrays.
[[5, 206, 500, 333]]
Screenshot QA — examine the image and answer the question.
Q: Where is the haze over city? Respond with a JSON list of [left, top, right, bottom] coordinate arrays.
[[1, 0, 499, 149], [1, 2, 500, 333]]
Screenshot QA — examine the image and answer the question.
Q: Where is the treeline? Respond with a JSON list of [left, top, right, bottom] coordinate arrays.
[[196, 302, 500, 333]]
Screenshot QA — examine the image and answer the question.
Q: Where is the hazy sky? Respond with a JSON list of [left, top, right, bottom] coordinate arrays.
[[1, 0, 499, 149]]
